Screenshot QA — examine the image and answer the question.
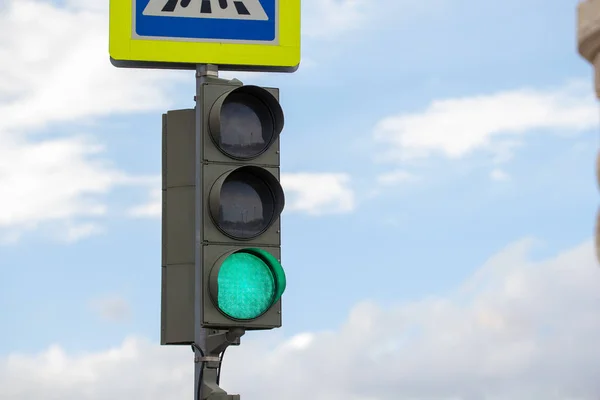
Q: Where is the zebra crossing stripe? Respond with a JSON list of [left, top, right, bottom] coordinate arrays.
[[143, 0, 269, 21], [201, 0, 211, 13], [161, 0, 192, 12], [161, 0, 177, 12], [233, 1, 250, 15]]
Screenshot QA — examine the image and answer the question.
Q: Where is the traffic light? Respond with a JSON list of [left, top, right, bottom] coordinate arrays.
[[160, 77, 287, 345], [200, 77, 286, 330]]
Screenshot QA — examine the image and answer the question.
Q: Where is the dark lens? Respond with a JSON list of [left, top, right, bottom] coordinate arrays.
[[217, 171, 275, 239], [217, 93, 274, 159]]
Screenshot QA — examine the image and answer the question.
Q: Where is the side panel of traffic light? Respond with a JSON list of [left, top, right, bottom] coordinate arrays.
[[161, 109, 196, 345]]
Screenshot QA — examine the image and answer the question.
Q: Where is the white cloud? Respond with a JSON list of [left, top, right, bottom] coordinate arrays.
[[301, 0, 437, 40], [302, 0, 368, 39], [0, 0, 184, 242], [128, 188, 162, 218], [62, 222, 105, 243], [2, 238, 600, 399], [377, 170, 419, 186], [0, 135, 124, 241], [490, 168, 510, 182], [374, 81, 598, 163], [90, 295, 132, 323], [63, 0, 108, 12], [1, 136, 122, 223], [281, 172, 356, 215], [0, 1, 182, 133]]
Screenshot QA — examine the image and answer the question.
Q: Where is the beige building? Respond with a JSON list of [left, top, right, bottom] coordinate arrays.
[[578, 0, 600, 263]]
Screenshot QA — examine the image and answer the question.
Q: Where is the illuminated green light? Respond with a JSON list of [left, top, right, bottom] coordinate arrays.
[[216, 250, 285, 320]]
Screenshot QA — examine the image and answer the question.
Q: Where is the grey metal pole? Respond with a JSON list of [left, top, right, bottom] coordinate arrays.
[[194, 63, 218, 400]]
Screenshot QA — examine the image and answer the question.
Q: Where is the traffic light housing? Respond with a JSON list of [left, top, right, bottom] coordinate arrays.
[[161, 77, 286, 344], [200, 79, 286, 329]]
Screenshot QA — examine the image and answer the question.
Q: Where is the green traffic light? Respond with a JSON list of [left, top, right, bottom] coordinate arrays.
[[216, 249, 286, 320]]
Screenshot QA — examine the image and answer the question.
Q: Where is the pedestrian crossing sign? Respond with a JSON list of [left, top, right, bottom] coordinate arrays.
[[109, 0, 300, 72]]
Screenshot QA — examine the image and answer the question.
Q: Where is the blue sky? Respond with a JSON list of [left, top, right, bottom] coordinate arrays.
[[1, 0, 600, 399]]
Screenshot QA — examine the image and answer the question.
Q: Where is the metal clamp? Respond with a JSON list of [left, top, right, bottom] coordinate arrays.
[[200, 356, 221, 362], [196, 64, 219, 78], [194, 355, 220, 363]]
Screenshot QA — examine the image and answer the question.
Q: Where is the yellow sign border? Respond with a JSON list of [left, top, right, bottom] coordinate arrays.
[[109, 0, 301, 69]]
